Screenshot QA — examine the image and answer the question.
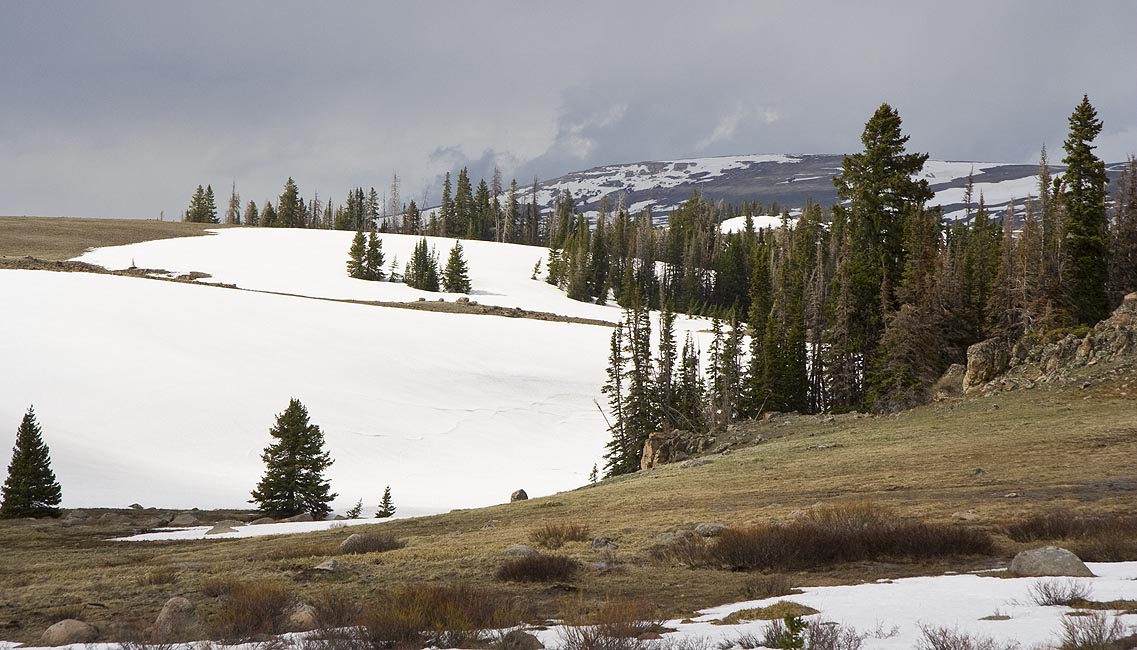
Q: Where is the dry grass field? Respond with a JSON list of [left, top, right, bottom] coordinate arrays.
[[0, 216, 221, 261]]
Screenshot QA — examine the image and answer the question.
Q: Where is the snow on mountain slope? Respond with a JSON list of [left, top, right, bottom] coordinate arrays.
[[0, 270, 615, 515]]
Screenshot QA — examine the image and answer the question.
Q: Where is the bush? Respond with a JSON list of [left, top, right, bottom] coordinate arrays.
[[336, 532, 405, 555], [311, 588, 363, 629], [530, 522, 591, 549], [915, 626, 1021, 650], [211, 580, 293, 639], [496, 554, 580, 582], [675, 502, 993, 571], [1030, 580, 1093, 607], [1005, 511, 1137, 561], [741, 574, 799, 600], [137, 565, 178, 586], [1057, 612, 1127, 650], [360, 583, 526, 649]]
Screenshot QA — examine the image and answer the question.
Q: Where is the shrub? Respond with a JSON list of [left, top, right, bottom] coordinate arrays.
[[530, 522, 591, 549], [1057, 612, 1126, 650], [311, 588, 363, 629], [1030, 580, 1093, 607], [360, 583, 526, 649], [211, 580, 293, 639], [200, 575, 240, 598], [590, 599, 667, 639], [137, 565, 178, 586], [496, 554, 580, 582], [336, 532, 405, 555], [1005, 511, 1137, 561], [915, 626, 1021, 650], [741, 574, 799, 600]]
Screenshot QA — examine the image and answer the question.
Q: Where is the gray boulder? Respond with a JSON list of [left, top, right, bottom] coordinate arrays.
[[694, 522, 727, 537], [337, 533, 371, 555], [205, 525, 238, 535], [282, 512, 315, 523], [500, 630, 545, 650], [168, 513, 200, 527], [503, 544, 540, 557], [41, 619, 98, 646], [313, 559, 345, 572], [151, 596, 196, 641], [510, 489, 528, 502], [250, 517, 276, 525], [283, 602, 318, 633], [591, 538, 619, 550], [1010, 546, 1094, 577]]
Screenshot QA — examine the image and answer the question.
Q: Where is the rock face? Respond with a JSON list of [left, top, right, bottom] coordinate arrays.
[[151, 596, 196, 641], [510, 489, 528, 502], [41, 619, 98, 646], [641, 429, 716, 470], [1009, 546, 1094, 577], [963, 338, 1011, 392], [500, 630, 545, 650]]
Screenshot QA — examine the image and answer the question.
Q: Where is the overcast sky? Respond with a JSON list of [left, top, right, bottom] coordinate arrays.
[[2, 1, 1136, 219]]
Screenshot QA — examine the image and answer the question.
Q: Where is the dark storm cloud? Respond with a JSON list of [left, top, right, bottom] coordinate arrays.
[[1, 1, 1135, 218]]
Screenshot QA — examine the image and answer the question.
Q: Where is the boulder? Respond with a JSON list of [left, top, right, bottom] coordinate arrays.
[[694, 522, 727, 537], [337, 533, 371, 555], [283, 603, 318, 633], [168, 513, 200, 527], [128, 503, 144, 510], [500, 630, 545, 650], [641, 431, 675, 470], [510, 489, 529, 502], [590, 537, 619, 550], [151, 596, 196, 641], [282, 512, 315, 523], [313, 559, 345, 572], [1009, 546, 1094, 577], [503, 544, 540, 557], [963, 338, 1011, 391], [41, 619, 98, 646], [205, 525, 238, 535], [250, 517, 276, 525]]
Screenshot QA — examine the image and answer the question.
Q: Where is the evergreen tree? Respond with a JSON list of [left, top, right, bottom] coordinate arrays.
[[601, 323, 632, 477], [442, 240, 472, 293], [454, 168, 473, 239], [225, 182, 241, 225], [203, 185, 218, 224], [674, 333, 705, 431], [243, 199, 259, 227], [656, 305, 678, 429], [440, 172, 454, 237], [365, 229, 386, 281], [404, 238, 441, 291], [1109, 157, 1137, 304], [345, 499, 363, 519], [347, 230, 367, 279], [1061, 95, 1111, 325], [376, 486, 395, 518], [249, 399, 336, 519], [185, 185, 206, 222], [261, 202, 278, 228], [277, 177, 302, 228], [0, 406, 62, 519]]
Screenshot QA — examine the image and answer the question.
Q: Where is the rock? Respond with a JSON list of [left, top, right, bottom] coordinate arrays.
[[457, 296, 471, 303], [481, 520, 498, 530], [510, 489, 529, 502], [500, 630, 545, 650], [678, 459, 710, 469], [168, 513, 200, 527], [205, 525, 238, 535], [151, 596, 196, 641], [970, 468, 987, 477], [641, 431, 675, 470], [250, 517, 276, 525], [41, 619, 98, 646], [932, 363, 966, 398], [1009, 546, 1094, 577], [213, 520, 246, 528], [952, 511, 979, 522], [963, 338, 1011, 391], [128, 503, 144, 510], [694, 522, 727, 537], [283, 603, 318, 633], [591, 537, 619, 550], [282, 512, 315, 523], [313, 559, 345, 572], [337, 533, 371, 555], [504, 544, 540, 557]]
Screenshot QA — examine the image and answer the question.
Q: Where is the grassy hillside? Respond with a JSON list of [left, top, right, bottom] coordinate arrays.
[[0, 216, 221, 261], [2, 361, 1135, 643]]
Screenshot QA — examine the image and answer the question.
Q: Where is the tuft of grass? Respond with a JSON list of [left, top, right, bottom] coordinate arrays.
[[1030, 580, 1093, 607], [530, 522, 591, 549], [915, 625, 1021, 650], [496, 554, 580, 583], [360, 583, 527, 649], [716, 601, 820, 625], [137, 565, 178, 586], [211, 579, 294, 639]]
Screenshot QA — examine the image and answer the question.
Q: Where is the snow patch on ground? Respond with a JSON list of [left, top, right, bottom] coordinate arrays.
[[115, 515, 393, 541]]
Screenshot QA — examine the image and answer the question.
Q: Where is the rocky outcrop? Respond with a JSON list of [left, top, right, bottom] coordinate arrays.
[[963, 338, 1011, 392], [1009, 546, 1094, 577], [641, 429, 716, 470], [41, 620, 98, 646]]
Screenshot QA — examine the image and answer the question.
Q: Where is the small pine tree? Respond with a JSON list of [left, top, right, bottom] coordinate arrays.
[[365, 229, 386, 281], [443, 240, 472, 293], [1, 406, 63, 519], [588, 464, 598, 486], [250, 399, 337, 519], [347, 230, 367, 279], [376, 486, 395, 518], [405, 238, 440, 291], [345, 498, 363, 519]]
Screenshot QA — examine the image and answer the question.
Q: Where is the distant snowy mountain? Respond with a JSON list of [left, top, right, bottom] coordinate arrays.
[[501, 153, 1128, 223]]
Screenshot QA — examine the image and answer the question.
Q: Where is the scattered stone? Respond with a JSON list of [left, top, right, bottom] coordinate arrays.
[[417, 297, 426, 302], [168, 513, 200, 527], [457, 296, 471, 303], [481, 520, 497, 530], [282, 512, 315, 523], [591, 537, 619, 550], [205, 525, 238, 535], [504, 544, 540, 557], [694, 523, 727, 537], [510, 489, 529, 502], [41, 619, 98, 646], [283, 603, 318, 633], [970, 468, 987, 477], [250, 517, 276, 525], [151, 597, 196, 641], [313, 559, 346, 573], [128, 503, 144, 510], [952, 511, 979, 522], [1009, 546, 1094, 577], [500, 630, 545, 650]]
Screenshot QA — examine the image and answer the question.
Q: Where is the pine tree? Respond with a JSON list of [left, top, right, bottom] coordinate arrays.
[[365, 229, 386, 281], [278, 177, 302, 228], [442, 240, 472, 293], [185, 185, 206, 222], [601, 323, 631, 477], [225, 182, 241, 225], [250, 399, 337, 519], [203, 185, 218, 224], [656, 305, 678, 429], [345, 499, 363, 519], [243, 199, 259, 227], [440, 172, 455, 237], [674, 333, 705, 431], [347, 230, 367, 279], [1109, 157, 1137, 303], [0, 406, 62, 519], [261, 202, 278, 228], [405, 238, 440, 291], [1061, 95, 1111, 325], [376, 485, 395, 518]]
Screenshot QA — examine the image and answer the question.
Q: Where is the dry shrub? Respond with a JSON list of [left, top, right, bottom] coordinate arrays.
[[200, 575, 240, 598], [757, 618, 864, 650], [311, 588, 363, 629], [531, 522, 591, 550], [211, 580, 293, 639], [650, 532, 710, 568], [1030, 579, 1093, 607], [360, 583, 527, 649], [741, 574, 799, 600], [915, 625, 1021, 650], [586, 599, 667, 639], [138, 565, 178, 586], [677, 502, 992, 571], [496, 554, 580, 582], [1005, 511, 1137, 561], [335, 532, 405, 555], [1057, 612, 1127, 650]]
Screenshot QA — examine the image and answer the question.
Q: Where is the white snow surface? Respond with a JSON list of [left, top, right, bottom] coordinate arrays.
[[0, 269, 615, 514], [719, 215, 800, 233], [115, 515, 391, 542], [5, 563, 1134, 649]]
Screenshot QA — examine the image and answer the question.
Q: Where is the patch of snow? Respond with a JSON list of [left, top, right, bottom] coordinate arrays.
[[719, 214, 799, 233], [116, 515, 394, 541]]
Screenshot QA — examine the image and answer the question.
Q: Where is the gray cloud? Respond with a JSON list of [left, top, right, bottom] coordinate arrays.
[[2, 1, 1135, 218]]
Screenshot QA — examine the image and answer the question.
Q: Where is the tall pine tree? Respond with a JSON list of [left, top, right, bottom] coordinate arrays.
[[1061, 95, 1111, 325], [250, 399, 337, 519], [1, 407, 62, 519]]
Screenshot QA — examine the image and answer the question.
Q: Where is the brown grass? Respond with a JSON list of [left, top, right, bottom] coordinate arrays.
[[0, 216, 222, 260], [211, 579, 294, 639], [530, 521, 591, 549], [1004, 511, 1137, 561], [359, 583, 526, 648], [496, 554, 580, 582]]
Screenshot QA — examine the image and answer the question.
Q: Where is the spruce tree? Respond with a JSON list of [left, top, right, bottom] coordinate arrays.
[[1109, 157, 1137, 303], [225, 182, 241, 225], [376, 485, 395, 518], [442, 240, 472, 293], [243, 199, 259, 227], [250, 399, 336, 519], [347, 230, 367, 279], [278, 177, 302, 228], [601, 323, 631, 477], [203, 185, 218, 224], [365, 229, 386, 281], [1, 406, 62, 519], [1061, 95, 1111, 325], [346, 499, 363, 519], [405, 238, 440, 291], [186, 185, 206, 222]]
